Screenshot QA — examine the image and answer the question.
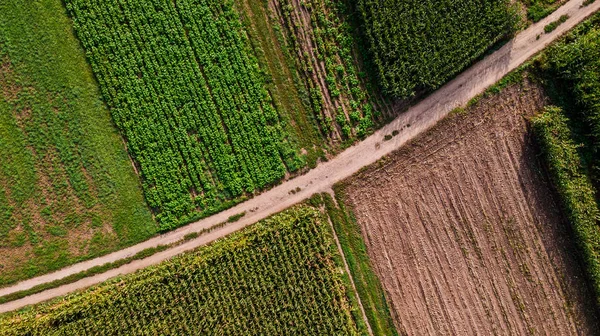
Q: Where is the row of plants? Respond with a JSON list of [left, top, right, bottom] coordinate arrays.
[[64, 0, 304, 229], [356, 0, 518, 98], [540, 16, 600, 188], [273, 0, 382, 143], [234, 0, 328, 168], [532, 13, 600, 307], [0, 207, 363, 335]]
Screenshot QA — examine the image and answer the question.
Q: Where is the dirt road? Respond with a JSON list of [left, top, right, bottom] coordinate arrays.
[[1, 0, 598, 314]]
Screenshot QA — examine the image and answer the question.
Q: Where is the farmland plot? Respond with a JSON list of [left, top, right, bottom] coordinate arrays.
[[65, 0, 305, 229], [356, 0, 517, 98], [340, 81, 600, 334], [0, 0, 156, 287], [268, 0, 389, 143], [0, 207, 366, 335]]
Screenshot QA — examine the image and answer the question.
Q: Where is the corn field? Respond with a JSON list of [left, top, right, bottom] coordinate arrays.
[[64, 0, 305, 230], [0, 207, 362, 335]]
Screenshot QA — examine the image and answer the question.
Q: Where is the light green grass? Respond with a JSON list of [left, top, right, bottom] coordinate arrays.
[[0, 0, 156, 287], [324, 189, 399, 336]]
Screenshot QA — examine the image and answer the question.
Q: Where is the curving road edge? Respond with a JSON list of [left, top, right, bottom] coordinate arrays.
[[1, 0, 599, 314]]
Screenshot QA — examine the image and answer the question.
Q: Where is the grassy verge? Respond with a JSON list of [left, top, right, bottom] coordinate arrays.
[[532, 106, 600, 307], [0, 245, 168, 305], [323, 187, 399, 336], [545, 14, 570, 33], [308, 194, 370, 335], [0, 217, 235, 305]]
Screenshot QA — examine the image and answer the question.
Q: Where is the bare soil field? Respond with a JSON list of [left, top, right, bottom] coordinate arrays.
[[343, 81, 600, 335]]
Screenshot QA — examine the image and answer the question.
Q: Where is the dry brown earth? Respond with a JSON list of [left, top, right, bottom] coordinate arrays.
[[344, 82, 600, 335]]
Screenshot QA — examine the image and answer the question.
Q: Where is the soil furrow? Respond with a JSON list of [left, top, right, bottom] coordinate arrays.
[[344, 81, 600, 334]]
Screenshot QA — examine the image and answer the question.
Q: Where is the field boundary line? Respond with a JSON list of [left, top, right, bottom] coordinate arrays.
[[325, 201, 374, 336]]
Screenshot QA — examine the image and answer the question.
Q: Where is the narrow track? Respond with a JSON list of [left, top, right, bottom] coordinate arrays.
[[1, 0, 598, 314]]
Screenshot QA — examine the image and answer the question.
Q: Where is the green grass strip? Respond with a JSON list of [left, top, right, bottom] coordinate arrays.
[[0, 245, 169, 306], [544, 14, 570, 33], [324, 188, 399, 336], [532, 106, 600, 307]]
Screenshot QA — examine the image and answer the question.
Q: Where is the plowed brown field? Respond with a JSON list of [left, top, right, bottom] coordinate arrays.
[[344, 81, 599, 335]]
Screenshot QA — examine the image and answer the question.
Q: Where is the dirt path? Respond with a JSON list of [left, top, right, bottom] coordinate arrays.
[[0, 0, 598, 314]]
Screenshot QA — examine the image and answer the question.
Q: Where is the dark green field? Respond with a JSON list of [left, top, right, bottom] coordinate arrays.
[[356, 0, 517, 98]]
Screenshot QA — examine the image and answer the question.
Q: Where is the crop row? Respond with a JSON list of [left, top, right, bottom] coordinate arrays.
[[64, 0, 303, 229], [0, 207, 362, 335], [274, 0, 379, 142], [356, 0, 516, 98], [534, 13, 600, 307]]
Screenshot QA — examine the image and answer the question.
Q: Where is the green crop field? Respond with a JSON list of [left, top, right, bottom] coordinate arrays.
[[0, 1, 156, 287], [64, 0, 307, 230], [0, 207, 367, 335], [542, 15, 600, 188], [270, 0, 382, 143], [356, 0, 517, 98]]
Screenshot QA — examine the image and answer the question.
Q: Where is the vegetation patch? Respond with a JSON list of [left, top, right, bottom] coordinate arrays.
[[64, 0, 306, 230], [269, 0, 387, 144], [532, 106, 600, 307], [226, 212, 245, 223], [531, 15, 600, 307], [0, 0, 156, 287], [235, 0, 326, 167], [525, 0, 563, 22], [356, 0, 518, 98], [544, 14, 570, 33], [540, 16, 600, 188]]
